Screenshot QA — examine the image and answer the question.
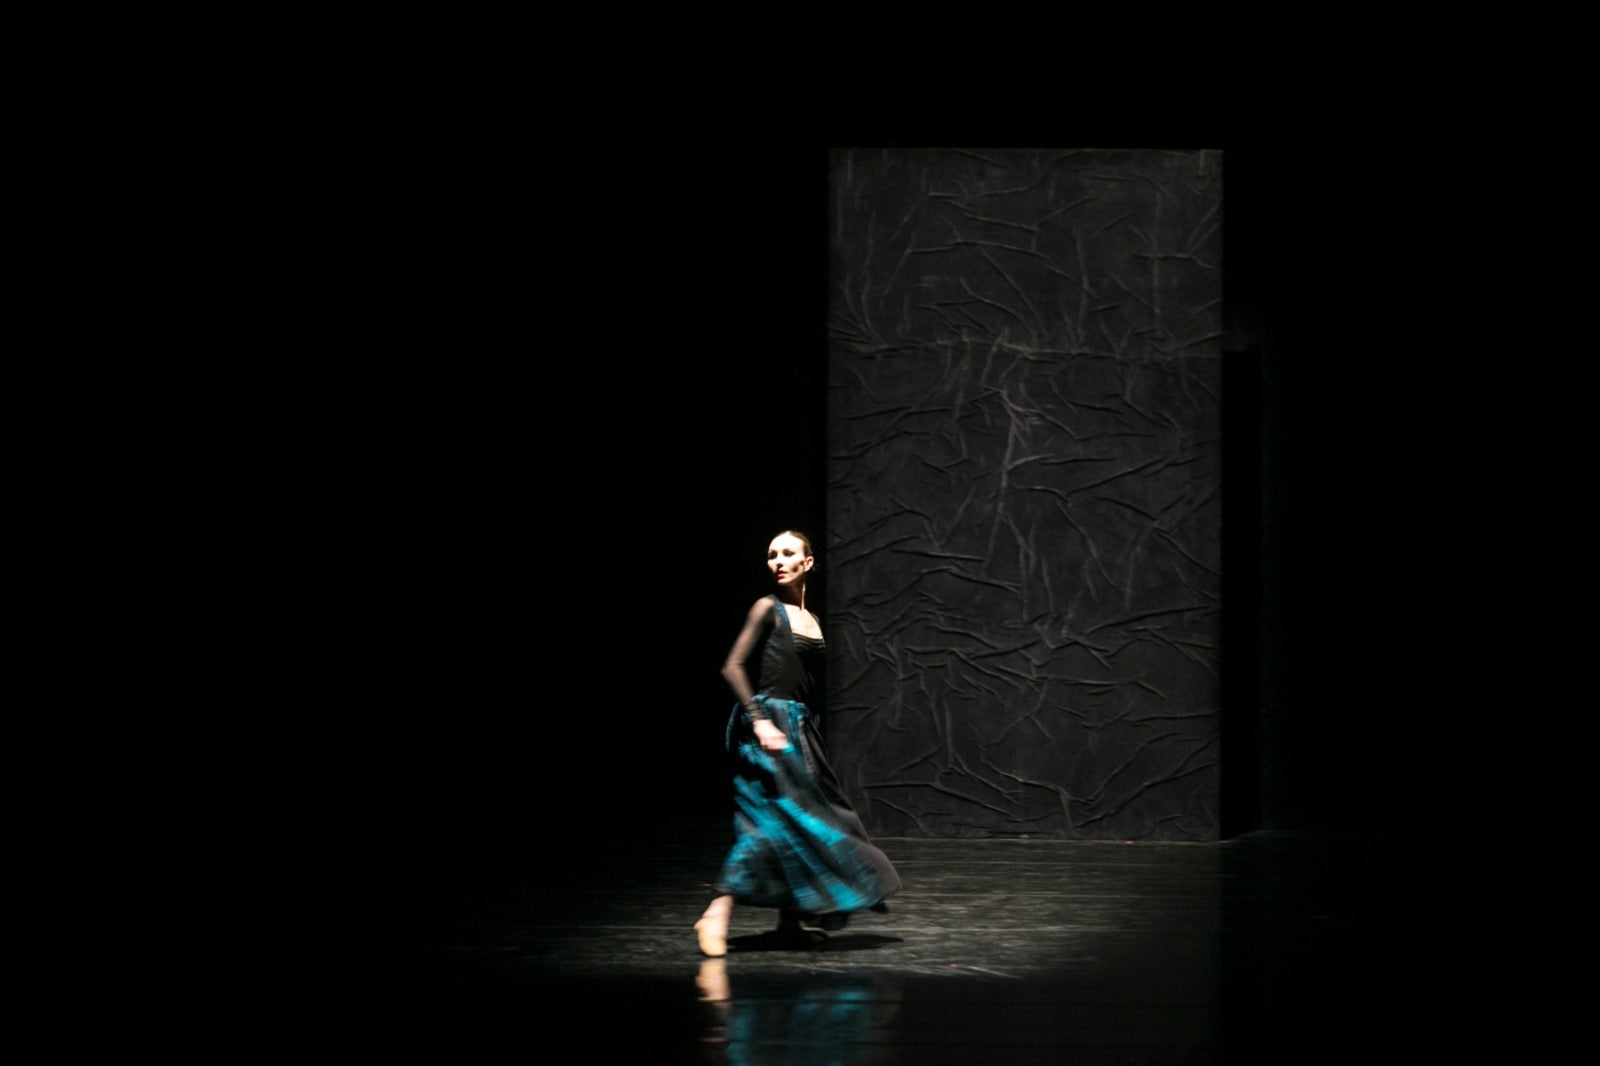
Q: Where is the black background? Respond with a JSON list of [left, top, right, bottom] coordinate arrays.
[[30, 55, 1585, 1041]]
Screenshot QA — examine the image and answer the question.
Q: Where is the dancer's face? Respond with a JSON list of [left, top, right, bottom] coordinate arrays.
[[768, 534, 813, 587]]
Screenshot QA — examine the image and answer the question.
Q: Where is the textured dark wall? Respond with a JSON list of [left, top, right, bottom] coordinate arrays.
[[825, 149, 1223, 840]]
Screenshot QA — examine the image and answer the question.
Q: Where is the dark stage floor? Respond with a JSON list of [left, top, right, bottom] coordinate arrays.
[[34, 819, 1590, 1063]]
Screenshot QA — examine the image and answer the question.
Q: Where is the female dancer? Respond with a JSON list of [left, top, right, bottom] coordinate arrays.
[[694, 531, 900, 957]]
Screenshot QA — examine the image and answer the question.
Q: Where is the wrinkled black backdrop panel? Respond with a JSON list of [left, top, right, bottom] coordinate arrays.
[[826, 148, 1222, 841]]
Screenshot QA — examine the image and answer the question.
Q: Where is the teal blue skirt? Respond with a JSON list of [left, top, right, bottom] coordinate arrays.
[[713, 696, 900, 916]]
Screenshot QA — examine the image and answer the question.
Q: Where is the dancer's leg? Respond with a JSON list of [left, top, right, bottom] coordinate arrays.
[[695, 894, 733, 957]]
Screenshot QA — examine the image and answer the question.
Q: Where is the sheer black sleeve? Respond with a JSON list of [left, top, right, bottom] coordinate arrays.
[[721, 597, 774, 719]]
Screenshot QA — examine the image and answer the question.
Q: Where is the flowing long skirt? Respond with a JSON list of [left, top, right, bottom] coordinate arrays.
[[713, 698, 901, 915]]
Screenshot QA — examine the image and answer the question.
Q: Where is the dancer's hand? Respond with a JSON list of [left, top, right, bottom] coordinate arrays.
[[753, 719, 790, 752]]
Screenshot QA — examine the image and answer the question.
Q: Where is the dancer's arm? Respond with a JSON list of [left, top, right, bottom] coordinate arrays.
[[722, 598, 789, 751]]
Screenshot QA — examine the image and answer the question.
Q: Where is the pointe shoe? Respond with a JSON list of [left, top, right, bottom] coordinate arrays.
[[694, 918, 727, 958]]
